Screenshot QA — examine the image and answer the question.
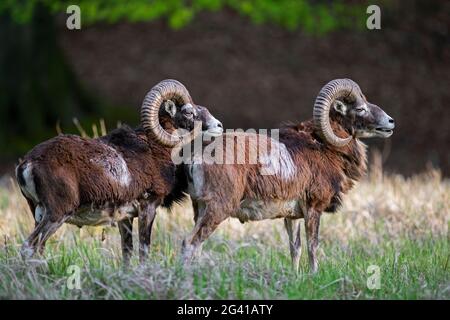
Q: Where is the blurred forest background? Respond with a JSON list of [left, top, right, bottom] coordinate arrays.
[[0, 0, 449, 176]]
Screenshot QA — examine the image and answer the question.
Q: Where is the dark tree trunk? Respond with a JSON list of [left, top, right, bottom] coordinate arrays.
[[0, 4, 99, 158]]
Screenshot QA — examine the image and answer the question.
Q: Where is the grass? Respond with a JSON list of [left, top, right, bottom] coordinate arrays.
[[0, 168, 448, 299]]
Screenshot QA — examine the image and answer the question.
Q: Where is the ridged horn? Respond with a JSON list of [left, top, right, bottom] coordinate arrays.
[[313, 79, 361, 147], [141, 79, 194, 147]]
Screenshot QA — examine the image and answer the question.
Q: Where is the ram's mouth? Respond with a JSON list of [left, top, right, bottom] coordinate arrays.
[[204, 127, 224, 137], [375, 127, 393, 137]]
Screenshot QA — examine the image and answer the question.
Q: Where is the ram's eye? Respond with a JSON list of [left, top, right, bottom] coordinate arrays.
[[355, 107, 365, 113], [184, 111, 194, 117]]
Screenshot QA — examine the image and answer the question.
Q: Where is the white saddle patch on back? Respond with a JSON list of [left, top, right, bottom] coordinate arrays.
[[259, 140, 297, 180], [90, 145, 131, 187]]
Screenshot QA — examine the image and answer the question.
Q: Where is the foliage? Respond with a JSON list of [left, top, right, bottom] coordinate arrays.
[[0, 0, 369, 158], [0, 0, 367, 33], [0, 4, 138, 158]]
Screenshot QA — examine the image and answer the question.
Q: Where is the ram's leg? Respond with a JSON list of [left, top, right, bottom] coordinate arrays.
[[284, 218, 302, 273], [304, 208, 321, 273], [21, 210, 65, 259], [192, 200, 200, 223], [186, 200, 203, 258], [182, 200, 204, 263], [118, 217, 134, 266], [22, 196, 37, 227], [138, 200, 159, 263], [182, 202, 226, 264]]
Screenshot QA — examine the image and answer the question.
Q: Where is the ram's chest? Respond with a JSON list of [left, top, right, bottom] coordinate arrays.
[[66, 202, 139, 227], [186, 163, 204, 200], [233, 199, 303, 223]]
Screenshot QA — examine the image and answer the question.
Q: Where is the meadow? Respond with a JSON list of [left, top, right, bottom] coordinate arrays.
[[0, 166, 448, 299]]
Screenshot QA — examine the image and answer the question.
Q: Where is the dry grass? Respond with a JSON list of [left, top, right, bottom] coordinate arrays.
[[0, 167, 448, 299]]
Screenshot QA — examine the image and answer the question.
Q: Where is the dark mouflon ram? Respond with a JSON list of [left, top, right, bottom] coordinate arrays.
[[182, 79, 395, 273], [15, 79, 223, 264]]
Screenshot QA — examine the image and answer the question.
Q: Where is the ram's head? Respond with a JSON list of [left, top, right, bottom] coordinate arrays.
[[313, 78, 395, 147], [141, 79, 223, 147]]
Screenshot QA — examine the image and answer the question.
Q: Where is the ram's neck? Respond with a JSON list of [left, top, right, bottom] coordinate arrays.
[[280, 119, 367, 193], [292, 119, 366, 180], [159, 115, 176, 133], [341, 138, 368, 185]]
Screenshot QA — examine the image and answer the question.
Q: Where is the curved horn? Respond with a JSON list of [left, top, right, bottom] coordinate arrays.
[[141, 79, 194, 147], [313, 79, 361, 147]]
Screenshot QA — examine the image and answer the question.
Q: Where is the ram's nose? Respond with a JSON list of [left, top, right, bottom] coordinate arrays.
[[205, 120, 224, 137], [387, 116, 395, 129], [213, 122, 224, 135]]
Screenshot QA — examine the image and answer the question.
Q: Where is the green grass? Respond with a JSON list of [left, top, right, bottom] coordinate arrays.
[[0, 169, 448, 299], [0, 234, 448, 299]]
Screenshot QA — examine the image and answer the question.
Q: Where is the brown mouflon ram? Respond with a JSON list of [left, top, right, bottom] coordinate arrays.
[[182, 79, 395, 273], [15, 79, 223, 264]]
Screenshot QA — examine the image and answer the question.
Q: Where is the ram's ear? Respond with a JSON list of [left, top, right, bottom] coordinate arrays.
[[164, 100, 177, 118], [333, 100, 347, 115]]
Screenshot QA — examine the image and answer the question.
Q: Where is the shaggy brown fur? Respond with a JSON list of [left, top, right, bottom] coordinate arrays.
[[16, 105, 222, 263], [17, 127, 174, 218], [182, 118, 381, 273], [182, 82, 394, 273], [16, 125, 177, 263], [196, 120, 367, 216]]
